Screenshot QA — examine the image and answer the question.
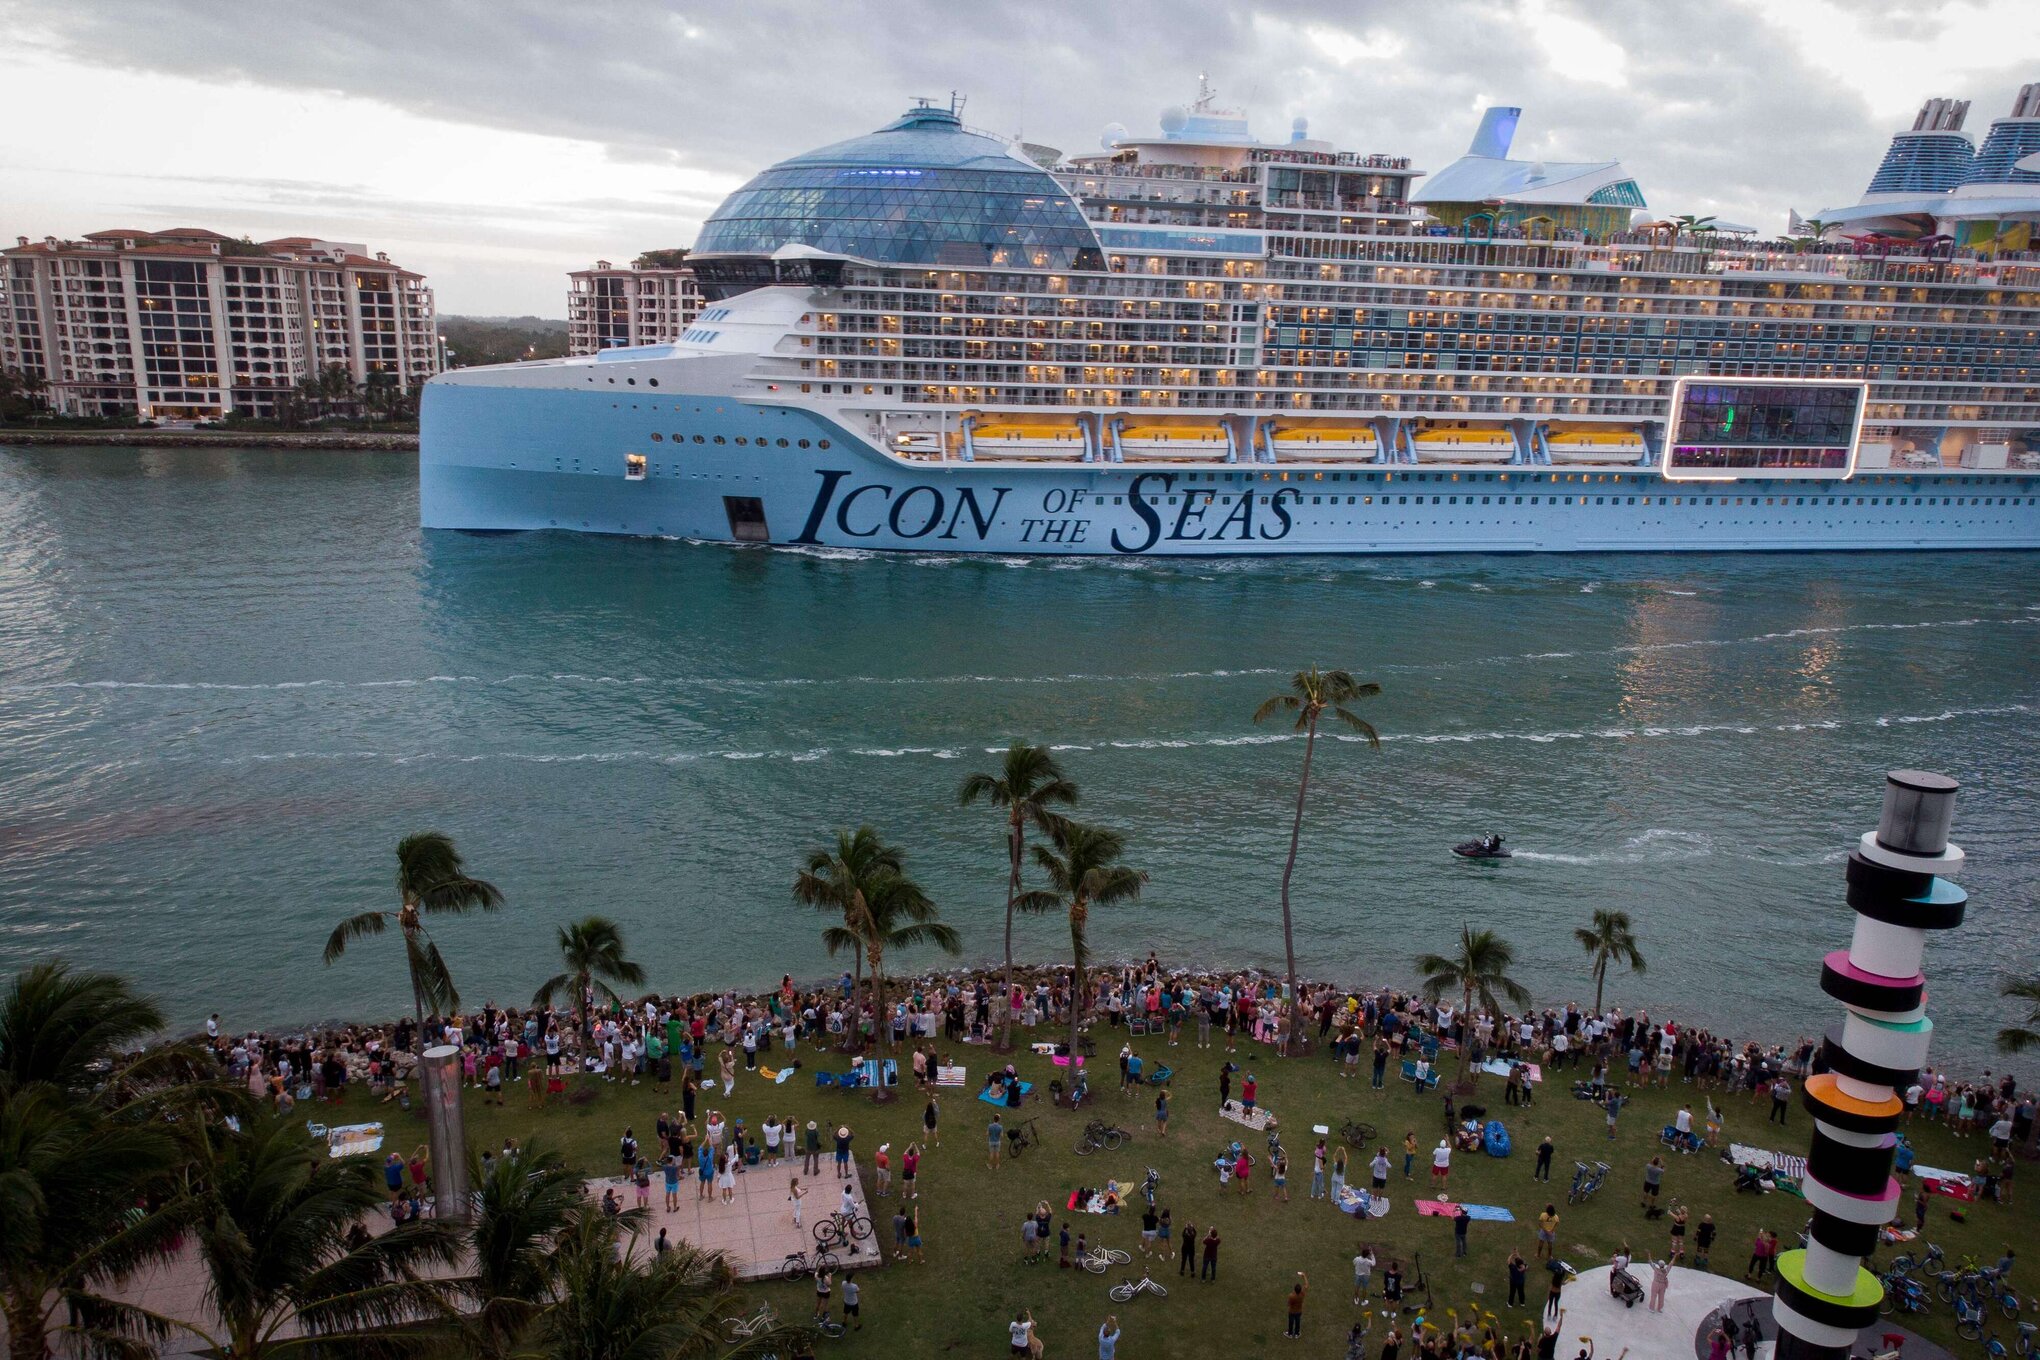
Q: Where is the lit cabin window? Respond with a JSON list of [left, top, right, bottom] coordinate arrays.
[[625, 454, 647, 481]]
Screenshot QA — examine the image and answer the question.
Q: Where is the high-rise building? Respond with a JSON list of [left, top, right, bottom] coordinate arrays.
[[0, 228, 438, 420], [567, 253, 703, 356]]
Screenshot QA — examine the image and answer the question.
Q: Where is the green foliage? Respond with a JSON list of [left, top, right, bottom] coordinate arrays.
[[1574, 908, 1647, 1013], [633, 248, 692, 269], [1019, 820, 1147, 1054], [533, 917, 649, 1039], [0, 366, 49, 423], [439, 315, 570, 368], [1417, 924, 1533, 1086], [959, 743, 1078, 1049]]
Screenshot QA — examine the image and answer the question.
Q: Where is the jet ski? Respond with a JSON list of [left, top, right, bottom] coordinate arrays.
[[1452, 834, 1512, 860]]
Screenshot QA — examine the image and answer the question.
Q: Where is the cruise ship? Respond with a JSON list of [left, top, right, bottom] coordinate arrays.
[[422, 82, 2040, 554]]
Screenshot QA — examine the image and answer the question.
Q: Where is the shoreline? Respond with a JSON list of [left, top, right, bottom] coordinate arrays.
[[0, 429, 418, 450]]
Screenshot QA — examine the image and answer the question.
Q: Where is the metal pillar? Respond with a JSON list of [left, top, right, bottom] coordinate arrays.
[[1771, 771, 1967, 1359], [418, 1043, 472, 1223]]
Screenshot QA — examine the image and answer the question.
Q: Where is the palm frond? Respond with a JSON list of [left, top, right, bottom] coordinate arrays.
[[1252, 693, 1299, 725], [323, 911, 389, 965], [1329, 707, 1381, 745]]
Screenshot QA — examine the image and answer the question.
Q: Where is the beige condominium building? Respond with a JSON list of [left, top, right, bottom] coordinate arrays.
[[567, 253, 703, 356], [0, 227, 439, 420]]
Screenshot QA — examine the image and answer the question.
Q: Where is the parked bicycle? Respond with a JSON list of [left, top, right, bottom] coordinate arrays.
[[1140, 1165, 1161, 1208], [724, 1304, 777, 1339], [1108, 1267, 1170, 1302], [1005, 1117, 1041, 1159], [1074, 1119, 1130, 1156], [1566, 1159, 1610, 1205], [814, 1211, 875, 1250], [780, 1246, 841, 1282], [1078, 1245, 1133, 1275], [1340, 1119, 1378, 1149]]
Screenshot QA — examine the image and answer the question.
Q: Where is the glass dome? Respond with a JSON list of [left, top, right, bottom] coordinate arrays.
[[693, 104, 1103, 269]]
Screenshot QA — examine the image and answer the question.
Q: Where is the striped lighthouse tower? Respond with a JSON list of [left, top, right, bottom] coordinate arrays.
[[1771, 771, 1966, 1359]]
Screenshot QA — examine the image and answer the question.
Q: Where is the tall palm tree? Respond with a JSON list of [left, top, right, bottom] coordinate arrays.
[[531, 916, 648, 1048], [1416, 924, 1533, 1090], [1018, 822, 1149, 1057], [793, 827, 902, 1054], [118, 1120, 461, 1360], [802, 834, 961, 1097], [1253, 666, 1380, 1052], [0, 962, 236, 1360], [456, 1140, 586, 1360], [324, 832, 504, 1056], [960, 743, 1079, 1051], [522, 1206, 796, 1360], [1573, 908, 1647, 1014]]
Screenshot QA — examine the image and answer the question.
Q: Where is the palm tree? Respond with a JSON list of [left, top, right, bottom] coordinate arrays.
[[800, 831, 961, 1097], [0, 963, 235, 1360], [531, 916, 648, 1049], [521, 1205, 797, 1360], [793, 827, 901, 1054], [324, 832, 504, 1056], [1019, 822, 1149, 1057], [960, 743, 1079, 1051], [1253, 667, 1381, 1052], [1999, 977, 2040, 1156], [124, 1119, 462, 1359], [456, 1140, 586, 1360], [1416, 924, 1533, 1091], [1573, 908, 1647, 1014]]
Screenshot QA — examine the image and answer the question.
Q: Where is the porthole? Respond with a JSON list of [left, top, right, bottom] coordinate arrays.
[[735, 437, 748, 446], [627, 377, 636, 385], [819, 439, 831, 449], [797, 439, 811, 448], [648, 378, 659, 387], [651, 433, 664, 442], [693, 435, 705, 444], [777, 438, 789, 447], [713, 436, 726, 445]]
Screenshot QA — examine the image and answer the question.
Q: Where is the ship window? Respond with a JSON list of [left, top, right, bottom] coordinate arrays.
[[713, 436, 726, 445], [693, 435, 705, 443], [777, 438, 790, 447], [648, 378, 658, 387], [1398, 496, 1407, 504], [625, 454, 647, 481], [735, 437, 748, 446], [819, 440, 831, 449], [1364, 496, 1373, 505], [626, 378, 635, 385], [651, 433, 664, 442]]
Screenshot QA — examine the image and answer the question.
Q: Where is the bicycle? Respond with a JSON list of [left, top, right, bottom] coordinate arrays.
[[1005, 1117, 1041, 1159], [1074, 1119, 1129, 1156], [1566, 1160, 1610, 1205], [813, 1313, 847, 1339], [781, 1246, 841, 1282], [814, 1212, 875, 1250], [1140, 1166, 1161, 1209], [1108, 1268, 1170, 1302], [724, 1304, 777, 1339], [1078, 1245, 1133, 1275], [1340, 1119, 1378, 1149]]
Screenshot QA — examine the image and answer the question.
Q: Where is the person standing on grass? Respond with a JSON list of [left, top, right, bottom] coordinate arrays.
[[1431, 1139, 1451, 1190], [813, 1267, 833, 1322], [1201, 1225, 1221, 1280], [1140, 1204, 1159, 1256], [1641, 1155, 1664, 1210], [1179, 1220, 1198, 1275], [1545, 1261, 1566, 1319], [1059, 1221, 1072, 1269], [1507, 1246, 1528, 1308], [1769, 1074, 1792, 1124], [1352, 1244, 1375, 1304], [874, 1142, 891, 1197], [1536, 1204, 1559, 1260], [924, 1093, 941, 1148], [1453, 1202, 1470, 1257], [1311, 1139, 1328, 1200], [1535, 1135, 1554, 1183], [1695, 1212, 1716, 1269], [1242, 1072, 1258, 1115], [901, 1142, 920, 1199], [1403, 1131, 1418, 1180], [908, 1204, 925, 1263], [1273, 1147, 1290, 1201], [1331, 1143, 1349, 1202], [1234, 1145, 1253, 1195], [662, 1151, 681, 1212], [1098, 1314, 1120, 1360], [1154, 1087, 1169, 1136], [1285, 1270, 1308, 1340], [988, 1112, 1004, 1169], [1371, 1146, 1390, 1191], [1008, 1309, 1035, 1357]]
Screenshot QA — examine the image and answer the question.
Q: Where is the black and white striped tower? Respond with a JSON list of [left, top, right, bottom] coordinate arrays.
[[1771, 771, 1966, 1360]]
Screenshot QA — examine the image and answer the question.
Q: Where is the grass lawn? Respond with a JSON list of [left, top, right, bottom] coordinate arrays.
[[325, 1024, 2035, 1356]]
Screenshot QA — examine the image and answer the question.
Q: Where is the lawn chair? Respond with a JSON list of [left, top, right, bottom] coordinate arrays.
[[1401, 1060, 1439, 1091], [1127, 1015, 1148, 1037]]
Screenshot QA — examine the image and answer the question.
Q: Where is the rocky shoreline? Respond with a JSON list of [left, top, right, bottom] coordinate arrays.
[[0, 429, 418, 450]]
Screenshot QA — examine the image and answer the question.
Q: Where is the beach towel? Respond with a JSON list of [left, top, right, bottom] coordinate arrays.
[[857, 1058, 899, 1088], [1219, 1100, 1273, 1131], [326, 1122, 384, 1158], [1912, 1165, 1976, 1201], [757, 1066, 795, 1085], [1727, 1143, 1808, 1180], [978, 1081, 1033, 1106], [1051, 1054, 1086, 1068], [1480, 1059, 1544, 1082], [1416, 1200, 1515, 1222], [935, 1065, 967, 1087], [1336, 1187, 1391, 1219]]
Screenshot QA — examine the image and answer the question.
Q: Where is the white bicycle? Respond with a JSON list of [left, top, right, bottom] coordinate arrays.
[[1078, 1245, 1132, 1275], [1109, 1269, 1169, 1302]]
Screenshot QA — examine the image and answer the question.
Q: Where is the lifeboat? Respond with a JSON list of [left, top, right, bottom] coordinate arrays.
[[1269, 424, 1382, 461], [1412, 423, 1516, 462], [968, 421, 1091, 460], [1547, 427, 1647, 464], [1116, 423, 1232, 460]]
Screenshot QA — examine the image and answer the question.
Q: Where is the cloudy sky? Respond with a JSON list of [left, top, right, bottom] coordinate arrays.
[[3, 0, 2034, 316]]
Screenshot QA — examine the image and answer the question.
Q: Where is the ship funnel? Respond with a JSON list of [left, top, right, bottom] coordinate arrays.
[[1466, 107, 1520, 159], [1912, 98, 1969, 132]]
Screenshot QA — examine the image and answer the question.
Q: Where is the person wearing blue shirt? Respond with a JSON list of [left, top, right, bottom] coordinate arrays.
[[1098, 1315, 1120, 1359]]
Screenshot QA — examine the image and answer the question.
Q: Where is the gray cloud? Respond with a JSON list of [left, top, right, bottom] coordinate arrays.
[[7, 0, 2034, 312]]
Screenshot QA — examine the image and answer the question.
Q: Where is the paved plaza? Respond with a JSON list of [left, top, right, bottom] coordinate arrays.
[[589, 1154, 887, 1280]]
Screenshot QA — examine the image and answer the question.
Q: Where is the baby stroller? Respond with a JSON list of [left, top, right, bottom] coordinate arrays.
[[1608, 1263, 1644, 1308]]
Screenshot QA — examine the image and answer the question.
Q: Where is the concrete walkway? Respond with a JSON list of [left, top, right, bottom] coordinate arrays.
[[588, 1154, 887, 1280]]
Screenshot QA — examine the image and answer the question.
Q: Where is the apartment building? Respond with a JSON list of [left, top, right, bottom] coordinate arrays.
[[0, 228, 438, 419], [566, 253, 702, 356]]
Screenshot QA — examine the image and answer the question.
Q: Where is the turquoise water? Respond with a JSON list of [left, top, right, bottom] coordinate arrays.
[[0, 445, 2034, 1061]]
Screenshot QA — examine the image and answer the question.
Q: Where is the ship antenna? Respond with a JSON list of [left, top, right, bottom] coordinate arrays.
[[1194, 72, 1216, 111], [951, 90, 966, 117]]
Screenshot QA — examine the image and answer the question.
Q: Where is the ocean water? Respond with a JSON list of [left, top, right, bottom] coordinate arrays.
[[0, 445, 2034, 1063]]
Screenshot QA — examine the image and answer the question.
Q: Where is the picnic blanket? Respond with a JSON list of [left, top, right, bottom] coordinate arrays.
[[1912, 1165, 1976, 1201], [856, 1058, 899, 1088], [1336, 1187, 1391, 1219], [1727, 1143, 1808, 1180], [757, 1065, 795, 1084], [1050, 1054, 1086, 1068], [326, 1122, 384, 1158], [978, 1081, 1033, 1106], [1480, 1059, 1543, 1082], [1219, 1100, 1273, 1131], [934, 1065, 967, 1087], [1066, 1190, 1120, 1214], [1416, 1199, 1515, 1223]]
